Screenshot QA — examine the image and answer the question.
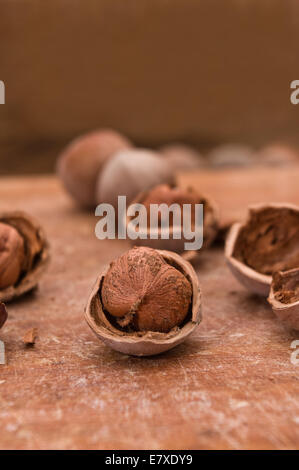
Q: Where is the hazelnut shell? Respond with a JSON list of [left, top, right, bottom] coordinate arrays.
[[85, 249, 202, 356], [0, 303, 8, 330], [0, 212, 50, 302], [268, 269, 299, 330], [225, 203, 299, 296], [125, 187, 219, 256]]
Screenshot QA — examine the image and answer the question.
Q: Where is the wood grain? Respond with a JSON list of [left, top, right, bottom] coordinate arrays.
[[0, 168, 298, 450]]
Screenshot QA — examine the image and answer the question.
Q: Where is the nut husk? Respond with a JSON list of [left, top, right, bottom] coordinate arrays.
[[0, 212, 50, 302], [126, 185, 219, 256], [85, 248, 202, 356], [225, 203, 299, 296], [268, 269, 299, 330]]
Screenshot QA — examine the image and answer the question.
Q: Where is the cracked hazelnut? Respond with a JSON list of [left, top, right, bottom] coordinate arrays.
[[0, 303, 8, 330], [0, 212, 50, 302], [85, 246, 201, 356], [57, 129, 132, 208], [0, 223, 25, 289], [126, 184, 219, 255], [268, 269, 299, 330], [225, 204, 299, 296], [96, 149, 175, 209]]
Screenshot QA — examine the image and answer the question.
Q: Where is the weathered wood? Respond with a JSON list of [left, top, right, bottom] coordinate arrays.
[[0, 168, 298, 450]]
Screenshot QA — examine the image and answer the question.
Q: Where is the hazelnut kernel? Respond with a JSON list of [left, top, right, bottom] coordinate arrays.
[[0, 212, 50, 302], [101, 247, 192, 333], [0, 222, 25, 289]]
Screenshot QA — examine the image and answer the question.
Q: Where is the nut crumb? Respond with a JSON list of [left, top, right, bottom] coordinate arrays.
[[23, 328, 38, 346]]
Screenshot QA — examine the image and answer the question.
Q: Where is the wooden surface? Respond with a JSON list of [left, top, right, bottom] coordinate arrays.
[[0, 167, 299, 450]]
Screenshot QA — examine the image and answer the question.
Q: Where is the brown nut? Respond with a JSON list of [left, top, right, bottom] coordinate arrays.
[[160, 144, 206, 171], [0, 303, 8, 330], [57, 129, 132, 208], [257, 143, 299, 167], [96, 149, 175, 209], [268, 269, 299, 330], [126, 184, 219, 255], [85, 246, 202, 356], [0, 212, 50, 302], [225, 203, 299, 296], [208, 144, 255, 168]]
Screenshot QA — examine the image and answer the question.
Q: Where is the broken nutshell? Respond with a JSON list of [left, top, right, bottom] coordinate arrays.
[[126, 184, 219, 256], [85, 246, 202, 356], [268, 269, 299, 330], [0, 303, 8, 330], [225, 203, 299, 296], [0, 211, 50, 302]]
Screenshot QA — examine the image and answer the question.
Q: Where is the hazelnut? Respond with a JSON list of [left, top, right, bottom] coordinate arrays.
[[0, 303, 8, 330], [57, 129, 132, 208], [126, 184, 219, 255], [0, 223, 25, 289], [85, 246, 201, 356], [225, 204, 299, 296], [160, 144, 205, 171], [208, 144, 255, 168], [96, 149, 175, 209], [0, 212, 50, 302], [268, 269, 299, 330], [257, 143, 299, 167]]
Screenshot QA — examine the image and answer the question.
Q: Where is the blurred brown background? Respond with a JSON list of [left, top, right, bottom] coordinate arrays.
[[0, 0, 299, 174]]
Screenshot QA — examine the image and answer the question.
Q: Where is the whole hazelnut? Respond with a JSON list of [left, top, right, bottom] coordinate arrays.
[[257, 143, 299, 166], [160, 144, 205, 171], [0, 212, 50, 302], [0, 303, 8, 330], [96, 149, 175, 208], [85, 246, 202, 356], [126, 184, 219, 255], [225, 204, 299, 296], [268, 269, 299, 330], [57, 129, 132, 208]]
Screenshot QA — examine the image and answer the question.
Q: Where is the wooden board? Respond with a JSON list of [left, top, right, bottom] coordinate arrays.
[[0, 167, 299, 450]]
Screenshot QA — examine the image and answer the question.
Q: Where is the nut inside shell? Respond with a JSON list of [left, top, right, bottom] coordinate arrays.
[[268, 269, 299, 330], [125, 184, 219, 256], [225, 204, 299, 296], [0, 212, 50, 302], [85, 247, 202, 356]]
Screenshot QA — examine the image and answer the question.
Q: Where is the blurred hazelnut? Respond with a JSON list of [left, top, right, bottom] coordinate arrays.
[[96, 149, 175, 208], [85, 246, 202, 356], [160, 144, 205, 171], [126, 184, 219, 254], [57, 129, 132, 208], [257, 143, 299, 166], [208, 144, 255, 168]]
